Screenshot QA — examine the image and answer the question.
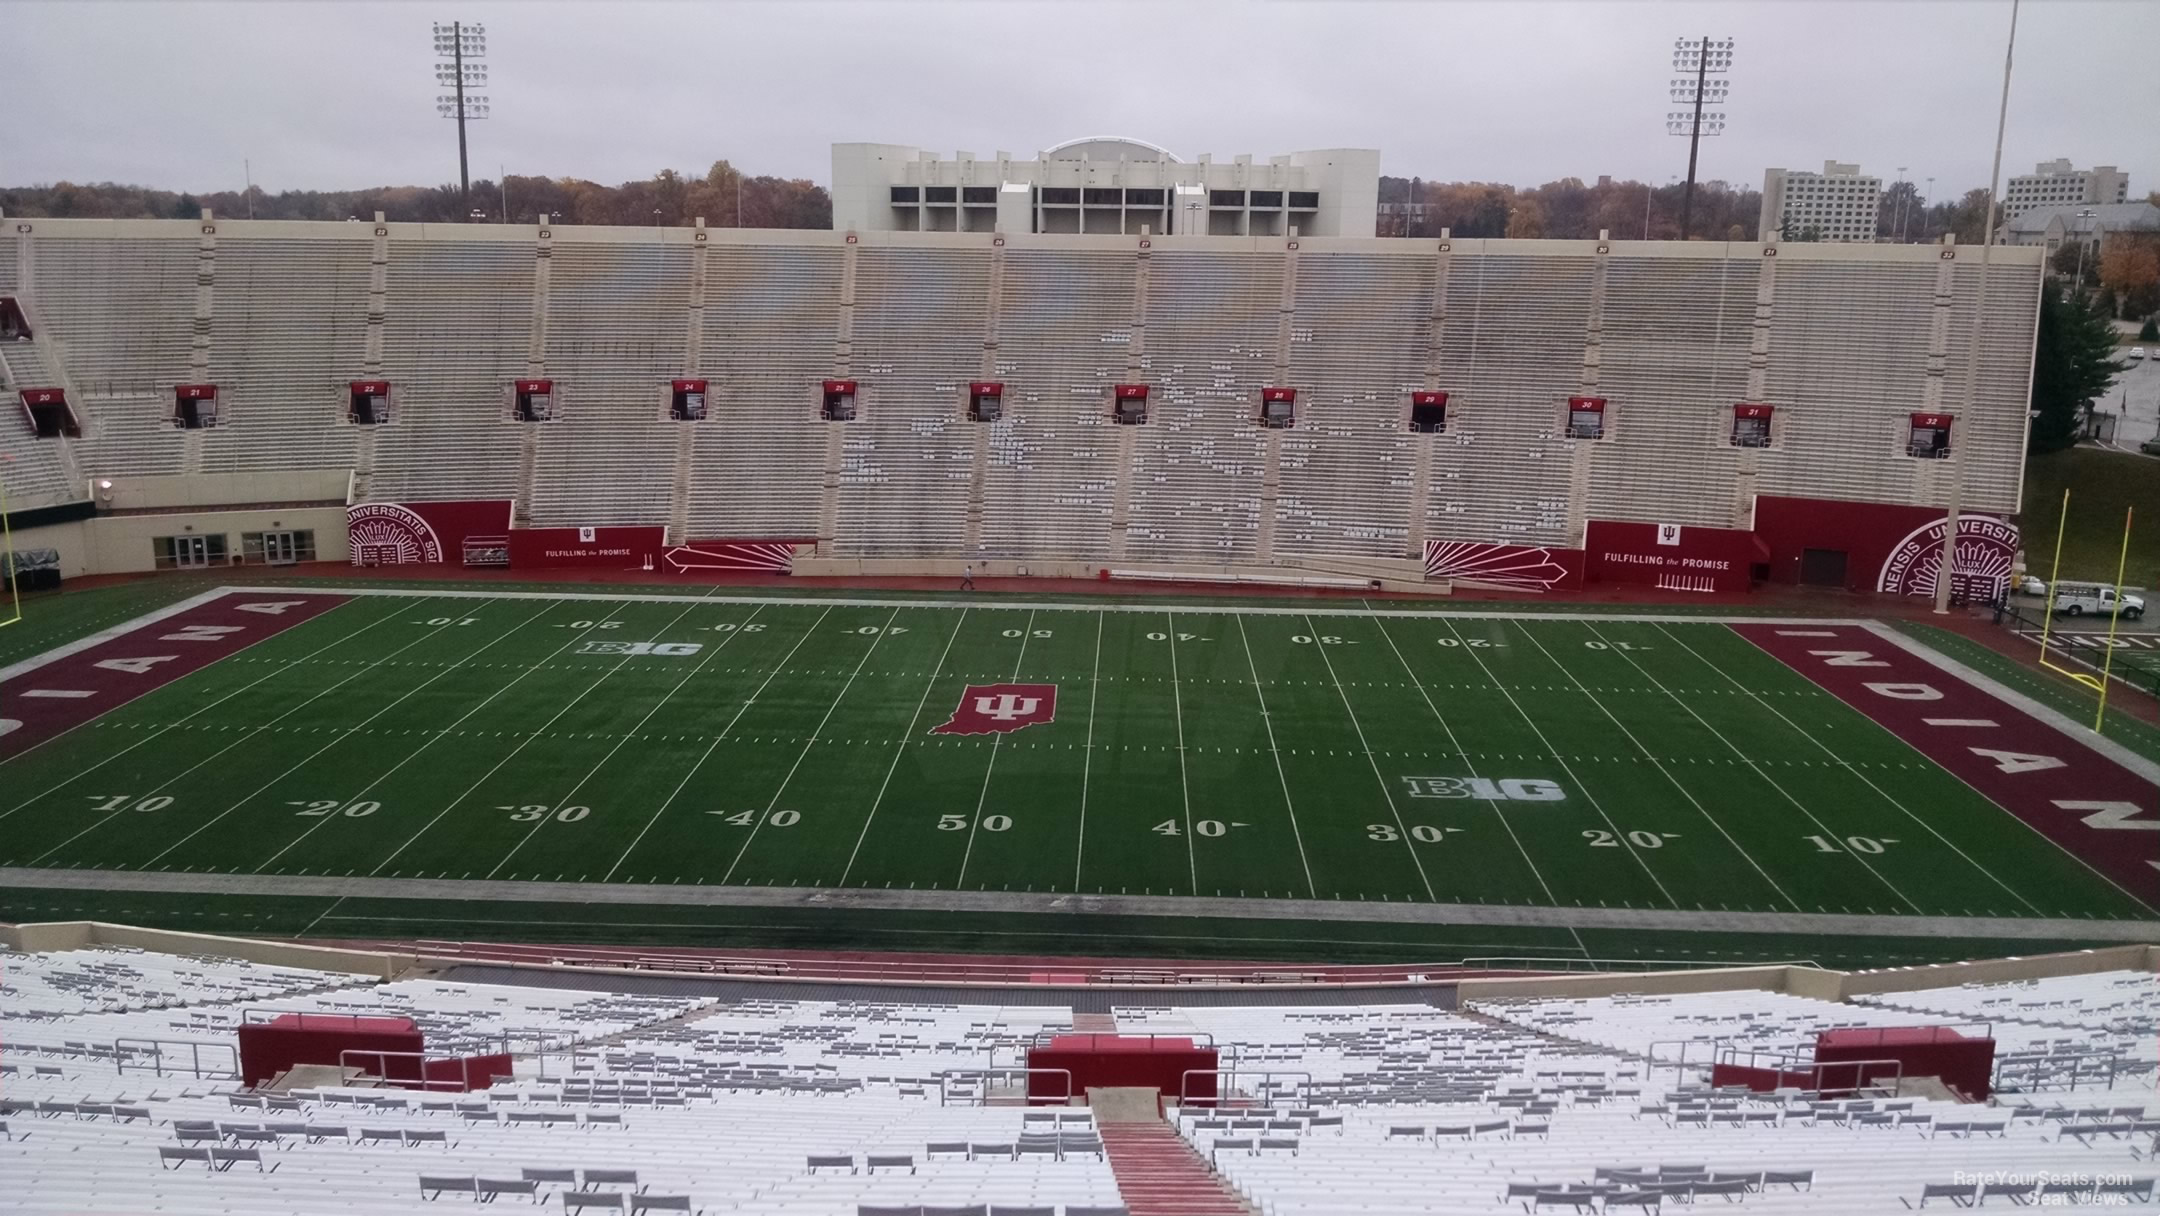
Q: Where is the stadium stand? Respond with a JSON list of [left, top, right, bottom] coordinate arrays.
[[5, 221, 2040, 572], [5, 935, 2156, 1214]]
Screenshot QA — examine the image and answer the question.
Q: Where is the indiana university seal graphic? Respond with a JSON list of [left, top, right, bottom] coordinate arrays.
[[931, 683, 1058, 736]]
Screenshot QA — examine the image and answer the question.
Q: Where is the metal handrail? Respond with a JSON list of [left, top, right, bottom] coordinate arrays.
[[935, 1067, 1073, 1107], [1027, 1030, 1217, 1050], [112, 1037, 239, 1080], [1179, 1068, 1313, 1107], [1993, 1050, 2134, 1094], [337, 1049, 507, 1093], [240, 1007, 418, 1030], [1461, 956, 1824, 973], [1713, 1047, 1905, 1098]]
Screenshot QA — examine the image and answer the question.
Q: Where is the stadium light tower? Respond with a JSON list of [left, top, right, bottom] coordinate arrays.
[[433, 21, 489, 217], [1667, 36, 1734, 241]]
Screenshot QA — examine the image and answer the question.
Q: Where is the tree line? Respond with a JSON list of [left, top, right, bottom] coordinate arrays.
[[0, 160, 831, 229]]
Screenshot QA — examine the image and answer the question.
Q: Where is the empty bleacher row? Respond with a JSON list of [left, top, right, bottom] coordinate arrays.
[[1465, 984, 2160, 1098], [8, 939, 2156, 1214], [3, 222, 2037, 562]]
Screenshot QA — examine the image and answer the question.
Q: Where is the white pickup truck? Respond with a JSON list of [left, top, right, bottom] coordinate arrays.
[[2052, 583, 2145, 620]]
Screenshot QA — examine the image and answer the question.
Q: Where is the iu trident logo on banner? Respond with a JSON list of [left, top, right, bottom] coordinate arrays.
[[931, 683, 1059, 736]]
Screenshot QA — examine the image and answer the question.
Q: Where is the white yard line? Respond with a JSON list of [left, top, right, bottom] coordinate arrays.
[[1434, 616, 1678, 907], [1658, 622, 2050, 916], [24, 599, 459, 865], [272, 597, 577, 872], [364, 599, 644, 877], [718, 606, 906, 885], [211, 583, 1877, 626], [1578, 619, 1922, 916], [183, 597, 566, 873], [604, 606, 835, 883], [1366, 610, 1582, 953], [1233, 614, 1317, 899], [956, 610, 1037, 889], [1072, 610, 1105, 895], [1301, 613, 1436, 903], [0, 595, 408, 806], [1512, 621, 1801, 913], [483, 595, 729, 879], [837, 608, 972, 887], [1166, 611, 1199, 896]]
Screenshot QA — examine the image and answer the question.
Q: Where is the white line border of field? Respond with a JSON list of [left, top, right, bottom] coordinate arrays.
[[208, 585, 1883, 625], [0, 588, 233, 685], [1862, 622, 2160, 786]]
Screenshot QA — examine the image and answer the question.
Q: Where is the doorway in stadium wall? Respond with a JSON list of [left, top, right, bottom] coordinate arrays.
[[1800, 548, 1849, 587]]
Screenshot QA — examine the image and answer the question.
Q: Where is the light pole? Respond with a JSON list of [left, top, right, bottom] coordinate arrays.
[[1667, 36, 1734, 241], [1934, 0, 2020, 617], [2072, 208, 2096, 294], [1894, 166, 1909, 242], [432, 22, 489, 218]]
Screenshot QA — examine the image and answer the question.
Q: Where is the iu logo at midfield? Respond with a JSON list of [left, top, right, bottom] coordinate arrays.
[[932, 683, 1058, 736]]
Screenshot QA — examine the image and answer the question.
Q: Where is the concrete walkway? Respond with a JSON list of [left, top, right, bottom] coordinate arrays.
[[4, 866, 2156, 943]]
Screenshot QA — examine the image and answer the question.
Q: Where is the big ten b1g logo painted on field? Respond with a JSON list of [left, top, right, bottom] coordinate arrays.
[[574, 641, 703, 656], [932, 683, 1058, 736], [1401, 776, 1566, 802]]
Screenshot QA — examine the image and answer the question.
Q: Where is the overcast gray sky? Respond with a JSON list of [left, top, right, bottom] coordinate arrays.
[[6, 0, 2156, 200]]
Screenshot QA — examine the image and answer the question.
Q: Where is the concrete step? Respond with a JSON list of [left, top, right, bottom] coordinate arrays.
[[1099, 1122, 1251, 1216]]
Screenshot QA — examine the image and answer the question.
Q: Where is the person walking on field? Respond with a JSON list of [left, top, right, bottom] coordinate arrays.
[[961, 564, 976, 592]]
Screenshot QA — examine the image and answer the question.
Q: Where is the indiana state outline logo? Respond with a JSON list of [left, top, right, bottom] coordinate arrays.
[[931, 683, 1059, 736]]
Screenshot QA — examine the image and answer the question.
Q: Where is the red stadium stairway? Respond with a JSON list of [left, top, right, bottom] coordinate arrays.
[[1097, 1119, 1252, 1216]]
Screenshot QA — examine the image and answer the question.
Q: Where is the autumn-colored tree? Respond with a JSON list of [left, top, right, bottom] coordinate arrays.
[[2098, 233, 2160, 319], [0, 165, 832, 230]]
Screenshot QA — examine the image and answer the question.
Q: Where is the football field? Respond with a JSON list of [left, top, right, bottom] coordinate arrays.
[[2, 586, 2152, 932]]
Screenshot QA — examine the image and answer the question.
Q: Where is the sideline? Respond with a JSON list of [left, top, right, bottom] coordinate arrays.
[[3, 866, 2155, 943]]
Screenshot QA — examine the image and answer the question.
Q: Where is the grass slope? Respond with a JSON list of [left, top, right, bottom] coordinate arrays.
[[2021, 447, 2160, 586]]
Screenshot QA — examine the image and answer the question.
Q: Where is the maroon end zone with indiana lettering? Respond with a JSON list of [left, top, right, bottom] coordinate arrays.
[[1732, 623, 2159, 907], [0, 591, 349, 760]]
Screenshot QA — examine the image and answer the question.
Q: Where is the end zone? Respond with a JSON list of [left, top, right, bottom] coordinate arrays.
[[1732, 623, 2159, 908], [0, 591, 350, 760]]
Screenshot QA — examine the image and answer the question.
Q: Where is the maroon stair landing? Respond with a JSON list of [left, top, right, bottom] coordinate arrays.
[[1099, 1121, 1250, 1216]]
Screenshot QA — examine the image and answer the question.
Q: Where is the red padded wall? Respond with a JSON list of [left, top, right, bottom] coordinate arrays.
[[1816, 1026, 1994, 1101], [1026, 1035, 1219, 1106], [237, 1013, 421, 1087]]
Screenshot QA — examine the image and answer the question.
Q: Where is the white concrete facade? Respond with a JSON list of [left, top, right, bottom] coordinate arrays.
[[831, 138, 1379, 238], [1758, 161, 1882, 243], [2003, 159, 2130, 222]]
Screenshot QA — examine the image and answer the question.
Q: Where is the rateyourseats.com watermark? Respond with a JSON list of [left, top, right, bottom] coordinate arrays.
[[1952, 1171, 2145, 1204]]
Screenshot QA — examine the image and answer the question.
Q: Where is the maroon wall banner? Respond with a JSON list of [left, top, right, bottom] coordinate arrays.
[[1423, 540, 1586, 592], [661, 539, 811, 575], [348, 500, 512, 567], [1873, 513, 2020, 602], [507, 526, 667, 570], [1754, 496, 2018, 600], [1584, 519, 1765, 594]]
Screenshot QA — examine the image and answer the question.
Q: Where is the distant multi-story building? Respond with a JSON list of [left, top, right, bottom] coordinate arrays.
[[1758, 162, 1883, 243], [2003, 160, 2129, 223], [830, 138, 1380, 238]]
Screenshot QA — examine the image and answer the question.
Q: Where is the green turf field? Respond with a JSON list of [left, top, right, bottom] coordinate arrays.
[[1, 588, 2148, 931]]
